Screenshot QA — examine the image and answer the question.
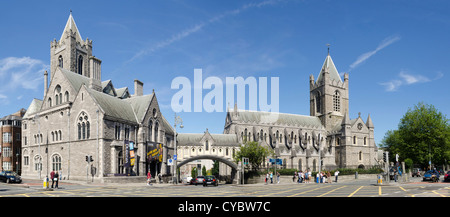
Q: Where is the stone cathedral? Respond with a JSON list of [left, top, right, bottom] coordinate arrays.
[[21, 12, 175, 181], [222, 52, 378, 171]]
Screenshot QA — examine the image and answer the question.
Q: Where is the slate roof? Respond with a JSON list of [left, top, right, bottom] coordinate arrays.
[[316, 54, 342, 83], [60, 12, 83, 42], [23, 99, 43, 119], [177, 133, 238, 146], [231, 109, 323, 129]]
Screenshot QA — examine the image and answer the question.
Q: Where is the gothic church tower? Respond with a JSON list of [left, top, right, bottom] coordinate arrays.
[[309, 51, 349, 131], [49, 11, 102, 91]]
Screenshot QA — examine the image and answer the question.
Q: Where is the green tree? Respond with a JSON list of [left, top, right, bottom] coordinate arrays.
[[381, 102, 450, 168], [202, 165, 207, 176], [191, 167, 197, 178], [234, 141, 275, 170], [211, 160, 219, 177]]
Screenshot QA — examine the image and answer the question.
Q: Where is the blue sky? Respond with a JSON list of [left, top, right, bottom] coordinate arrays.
[[1, 0, 449, 146]]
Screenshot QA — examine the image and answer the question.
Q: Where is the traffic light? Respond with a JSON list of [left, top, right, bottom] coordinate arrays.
[[383, 152, 386, 162], [86, 155, 93, 163]]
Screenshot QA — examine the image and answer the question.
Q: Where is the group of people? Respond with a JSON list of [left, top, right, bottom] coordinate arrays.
[[49, 170, 61, 189], [265, 171, 280, 184], [147, 171, 163, 185], [293, 170, 312, 183], [264, 170, 341, 184], [293, 170, 340, 184]]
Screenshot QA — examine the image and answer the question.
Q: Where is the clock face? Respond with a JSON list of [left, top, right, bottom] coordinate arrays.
[[357, 123, 363, 130]]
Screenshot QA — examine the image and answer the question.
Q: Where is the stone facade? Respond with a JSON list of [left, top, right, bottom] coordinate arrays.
[[222, 53, 377, 171], [21, 13, 174, 182]]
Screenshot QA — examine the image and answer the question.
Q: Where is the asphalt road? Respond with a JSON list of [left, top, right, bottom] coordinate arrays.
[[0, 176, 447, 197]]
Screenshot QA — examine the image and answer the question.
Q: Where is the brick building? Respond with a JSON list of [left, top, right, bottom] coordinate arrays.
[[0, 108, 26, 174]]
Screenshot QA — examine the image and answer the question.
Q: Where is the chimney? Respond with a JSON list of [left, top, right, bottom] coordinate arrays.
[[134, 80, 143, 96], [44, 70, 48, 96]]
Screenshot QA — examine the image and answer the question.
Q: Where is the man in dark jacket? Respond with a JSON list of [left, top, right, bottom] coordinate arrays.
[[50, 170, 55, 188]]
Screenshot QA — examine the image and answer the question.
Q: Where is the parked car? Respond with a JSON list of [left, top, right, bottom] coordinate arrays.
[[184, 176, 192, 184], [444, 171, 450, 182], [189, 178, 196, 185], [423, 170, 440, 182], [0, 171, 22, 184], [411, 168, 421, 177], [203, 175, 218, 187], [194, 176, 205, 186]]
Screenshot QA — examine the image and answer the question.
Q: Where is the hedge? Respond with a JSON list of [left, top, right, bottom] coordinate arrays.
[[245, 167, 383, 177]]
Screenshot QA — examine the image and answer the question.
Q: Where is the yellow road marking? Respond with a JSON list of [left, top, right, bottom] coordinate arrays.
[[348, 186, 364, 197], [379, 186, 382, 196], [287, 185, 333, 197], [432, 190, 446, 197], [317, 185, 347, 197]]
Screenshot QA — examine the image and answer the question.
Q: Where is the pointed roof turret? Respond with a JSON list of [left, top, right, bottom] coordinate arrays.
[[316, 54, 342, 83], [366, 113, 374, 128], [341, 109, 351, 126], [60, 10, 83, 42]]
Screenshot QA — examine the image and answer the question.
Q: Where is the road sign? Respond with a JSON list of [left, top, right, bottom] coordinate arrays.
[[168, 158, 173, 165], [269, 158, 282, 165], [174, 155, 177, 160]]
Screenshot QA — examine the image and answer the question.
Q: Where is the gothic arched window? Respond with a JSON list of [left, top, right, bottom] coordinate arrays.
[[78, 55, 83, 75], [316, 92, 321, 113], [64, 91, 69, 102], [77, 112, 90, 140], [55, 85, 61, 105], [58, 55, 63, 68], [333, 90, 340, 112], [52, 154, 62, 171], [148, 120, 153, 141], [154, 122, 159, 142]]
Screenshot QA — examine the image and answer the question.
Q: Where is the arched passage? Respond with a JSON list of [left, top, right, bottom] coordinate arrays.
[[177, 155, 238, 170]]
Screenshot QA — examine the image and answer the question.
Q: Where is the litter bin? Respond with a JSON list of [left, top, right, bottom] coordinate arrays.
[[43, 177, 49, 189], [377, 175, 382, 185]]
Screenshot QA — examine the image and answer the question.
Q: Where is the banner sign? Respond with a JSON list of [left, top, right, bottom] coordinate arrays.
[[147, 142, 163, 162], [124, 140, 135, 168]]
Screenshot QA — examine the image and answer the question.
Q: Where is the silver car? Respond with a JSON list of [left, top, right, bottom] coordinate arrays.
[[195, 176, 205, 186]]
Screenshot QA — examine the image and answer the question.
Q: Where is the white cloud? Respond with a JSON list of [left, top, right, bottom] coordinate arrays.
[[0, 56, 48, 94], [349, 35, 401, 71], [126, 0, 280, 63], [380, 70, 443, 92]]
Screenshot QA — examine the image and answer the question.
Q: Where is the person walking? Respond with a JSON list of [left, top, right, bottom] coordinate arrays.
[[147, 171, 152, 186], [270, 172, 273, 184], [265, 173, 269, 185], [334, 170, 339, 183], [54, 171, 59, 189], [304, 170, 308, 183], [293, 171, 297, 182], [327, 171, 332, 184], [308, 170, 312, 183], [50, 170, 55, 188], [276, 172, 280, 184]]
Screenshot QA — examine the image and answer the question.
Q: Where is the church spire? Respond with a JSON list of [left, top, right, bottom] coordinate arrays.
[[60, 10, 83, 42], [316, 52, 341, 83]]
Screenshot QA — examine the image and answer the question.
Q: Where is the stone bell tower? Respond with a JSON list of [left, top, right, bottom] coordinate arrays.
[[49, 11, 102, 90], [309, 48, 349, 131]]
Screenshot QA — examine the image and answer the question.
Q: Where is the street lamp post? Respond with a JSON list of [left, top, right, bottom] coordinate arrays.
[[173, 113, 183, 184]]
